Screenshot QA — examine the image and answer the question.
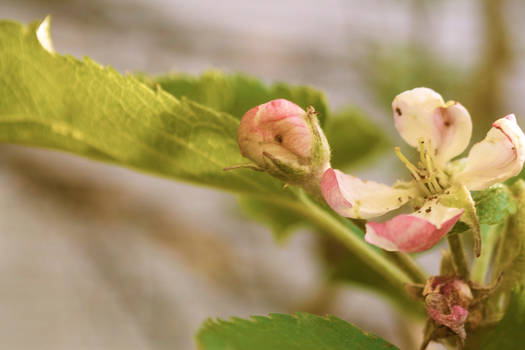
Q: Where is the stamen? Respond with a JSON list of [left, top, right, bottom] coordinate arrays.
[[394, 146, 431, 195], [418, 139, 427, 166], [394, 146, 420, 179], [426, 138, 449, 189], [415, 139, 437, 193], [418, 139, 441, 192]]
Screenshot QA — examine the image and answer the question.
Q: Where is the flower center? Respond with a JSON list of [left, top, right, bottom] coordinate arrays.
[[394, 138, 449, 196]]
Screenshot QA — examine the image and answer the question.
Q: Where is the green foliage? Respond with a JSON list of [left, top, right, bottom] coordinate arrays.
[[0, 18, 288, 196], [147, 72, 389, 172], [476, 287, 525, 349], [0, 18, 339, 242], [493, 180, 525, 294], [141, 70, 328, 125], [448, 184, 516, 238], [325, 108, 390, 170], [196, 313, 399, 350], [472, 184, 517, 225]]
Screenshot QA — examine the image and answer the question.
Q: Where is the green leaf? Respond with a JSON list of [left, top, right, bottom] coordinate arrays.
[[441, 184, 481, 256], [477, 287, 525, 350], [0, 18, 286, 196], [493, 180, 525, 294], [325, 108, 390, 170], [141, 70, 328, 125], [472, 184, 517, 225], [196, 312, 399, 350]]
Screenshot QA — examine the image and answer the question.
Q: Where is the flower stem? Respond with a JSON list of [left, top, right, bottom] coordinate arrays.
[[385, 251, 427, 283], [297, 192, 415, 289], [471, 223, 504, 283], [247, 190, 423, 297], [447, 233, 470, 279]]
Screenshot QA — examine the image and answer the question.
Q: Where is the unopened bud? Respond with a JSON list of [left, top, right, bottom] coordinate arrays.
[[236, 99, 330, 191], [423, 276, 473, 341]]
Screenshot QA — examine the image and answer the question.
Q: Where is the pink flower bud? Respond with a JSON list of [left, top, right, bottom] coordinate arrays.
[[237, 99, 330, 188], [423, 276, 473, 340]]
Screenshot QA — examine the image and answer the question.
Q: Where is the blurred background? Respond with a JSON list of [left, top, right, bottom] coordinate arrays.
[[1, 0, 525, 349]]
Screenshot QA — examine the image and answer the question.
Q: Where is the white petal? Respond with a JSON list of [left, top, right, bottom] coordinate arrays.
[[392, 88, 444, 147], [365, 199, 464, 252], [392, 88, 472, 163], [434, 103, 473, 164], [412, 198, 465, 228], [321, 168, 418, 219], [455, 114, 525, 190]]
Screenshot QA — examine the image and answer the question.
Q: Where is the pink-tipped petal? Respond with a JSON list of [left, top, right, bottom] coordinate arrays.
[[321, 168, 418, 219], [365, 199, 463, 252], [238, 99, 311, 165], [392, 88, 472, 163], [237, 99, 330, 184], [455, 114, 525, 190]]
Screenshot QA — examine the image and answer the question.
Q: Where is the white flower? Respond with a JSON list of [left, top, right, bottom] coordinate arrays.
[[321, 87, 525, 253]]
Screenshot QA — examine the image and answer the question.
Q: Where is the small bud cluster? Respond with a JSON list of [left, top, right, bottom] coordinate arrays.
[[423, 276, 473, 340], [407, 274, 503, 349]]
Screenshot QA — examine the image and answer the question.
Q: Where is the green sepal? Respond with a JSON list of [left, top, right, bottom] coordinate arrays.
[[471, 184, 517, 225], [441, 184, 481, 257]]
